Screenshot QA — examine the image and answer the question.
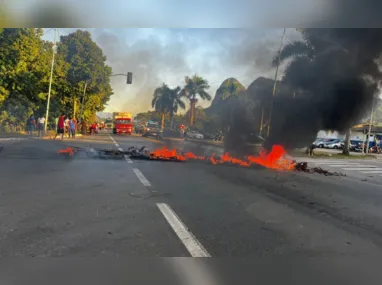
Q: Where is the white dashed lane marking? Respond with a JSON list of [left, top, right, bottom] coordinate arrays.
[[133, 168, 151, 186], [108, 133, 133, 163], [157, 203, 211, 257], [124, 155, 133, 163]]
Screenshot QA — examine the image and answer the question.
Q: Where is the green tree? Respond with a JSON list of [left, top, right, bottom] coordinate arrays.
[[168, 86, 186, 130], [0, 28, 53, 130], [58, 30, 113, 122], [152, 83, 171, 129], [181, 74, 211, 126]]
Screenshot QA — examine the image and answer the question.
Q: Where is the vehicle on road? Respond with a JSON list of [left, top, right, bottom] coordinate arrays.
[[186, 130, 204, 140], [142, 121, 162, 140], [112, 112, 133, 135], [135, 122, 145, 134], [104, 118, 114, 130], [114, 118, 133, 135], [324, 139, 344, 149]]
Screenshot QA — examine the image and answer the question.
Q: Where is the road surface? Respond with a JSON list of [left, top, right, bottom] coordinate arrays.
[[1, 132, 382, 284]]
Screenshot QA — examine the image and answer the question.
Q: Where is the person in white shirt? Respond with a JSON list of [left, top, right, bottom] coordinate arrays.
[[38, 116, 46, 137], [64, 117, 70, 136]]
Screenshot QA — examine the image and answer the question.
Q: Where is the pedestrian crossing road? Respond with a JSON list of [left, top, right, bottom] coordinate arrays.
[[302, 158, 382, 178]]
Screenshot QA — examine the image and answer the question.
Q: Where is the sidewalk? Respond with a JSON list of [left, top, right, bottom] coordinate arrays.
[[33, 133, 84, 140]]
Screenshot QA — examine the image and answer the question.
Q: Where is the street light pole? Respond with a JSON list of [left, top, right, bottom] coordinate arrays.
[[76, 72, 131, 127], [78, 80, 89, 125], [266, 28, 286, 137], [44, 28, 58, 132]]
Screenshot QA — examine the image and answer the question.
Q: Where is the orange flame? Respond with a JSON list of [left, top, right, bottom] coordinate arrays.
[[247, 145, 295, 170], [57, 147, 75, 156], [149, 145, 295, 171]]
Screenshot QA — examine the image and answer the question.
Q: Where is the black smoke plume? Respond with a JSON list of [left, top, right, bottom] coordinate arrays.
[[265, 28, 382, 150]]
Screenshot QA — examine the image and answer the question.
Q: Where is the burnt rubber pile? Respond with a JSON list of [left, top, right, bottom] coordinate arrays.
[[294, 162, 346, 176]]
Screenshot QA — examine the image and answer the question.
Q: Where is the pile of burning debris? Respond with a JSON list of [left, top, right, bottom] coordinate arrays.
[[294, 162, 346, 176], [122, 145, 296, 170], [56, 145, 345, 176]]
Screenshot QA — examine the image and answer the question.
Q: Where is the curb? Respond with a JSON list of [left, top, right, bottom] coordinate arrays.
[[184, 138, 224, 147], [0, 137, 28, 141]]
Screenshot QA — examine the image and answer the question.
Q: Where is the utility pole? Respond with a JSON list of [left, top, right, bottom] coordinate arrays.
[[365, 95, 376, 154], [266, 28, 286, 137], [78, 80, 89, 125], [44, 28, 58, 132]]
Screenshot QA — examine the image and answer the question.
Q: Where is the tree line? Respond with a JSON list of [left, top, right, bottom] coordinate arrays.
[[0, 28, 113, 132], [150, 75, 248, 131], [151, 75, 212, 130]]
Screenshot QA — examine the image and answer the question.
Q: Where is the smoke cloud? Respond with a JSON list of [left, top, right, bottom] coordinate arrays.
[[265, 29, 382, 149], [90, 29, 295, 115]]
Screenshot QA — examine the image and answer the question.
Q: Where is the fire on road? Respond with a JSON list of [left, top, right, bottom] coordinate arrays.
[[57, 144, 344, 176]]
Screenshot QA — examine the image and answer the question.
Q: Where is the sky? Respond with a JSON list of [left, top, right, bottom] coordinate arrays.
[[42, 28, 301, 115]]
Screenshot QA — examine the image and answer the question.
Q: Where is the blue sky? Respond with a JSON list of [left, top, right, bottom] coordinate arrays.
[[42, 28, 301, 114]]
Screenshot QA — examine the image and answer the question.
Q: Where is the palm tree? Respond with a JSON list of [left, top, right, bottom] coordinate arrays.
[[168, 86, 186, 130], [181, 74, 211, 126], [152, 83, 170, 129], [271, 29, 336, 88]]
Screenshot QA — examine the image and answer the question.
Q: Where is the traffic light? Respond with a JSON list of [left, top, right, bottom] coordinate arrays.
[[127, 72, 132, 84]]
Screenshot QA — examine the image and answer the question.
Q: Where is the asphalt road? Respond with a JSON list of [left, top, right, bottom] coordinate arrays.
[[1, 131, 382, 284]]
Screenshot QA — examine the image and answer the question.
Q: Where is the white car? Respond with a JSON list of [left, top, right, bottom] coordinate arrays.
[[186, 130, 204, 140], [324, 139, 344, 149]]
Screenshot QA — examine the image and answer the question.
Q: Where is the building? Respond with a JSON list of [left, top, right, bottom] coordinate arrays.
[[316, 123, 382, 142], [351, 123, 382, 141]]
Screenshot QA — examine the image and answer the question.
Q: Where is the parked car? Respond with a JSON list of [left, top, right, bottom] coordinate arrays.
[[349, 140, 363, 152], [313, 138, 328, 148], [324, 139, 344, 149], [314, 138, 337, 148], [186, 130, 204, 140]]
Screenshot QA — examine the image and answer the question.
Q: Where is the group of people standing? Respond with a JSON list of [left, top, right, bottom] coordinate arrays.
[[54, 114, 77, 140], [26, 113, 98, 141], [26, 115, 46, 137]]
